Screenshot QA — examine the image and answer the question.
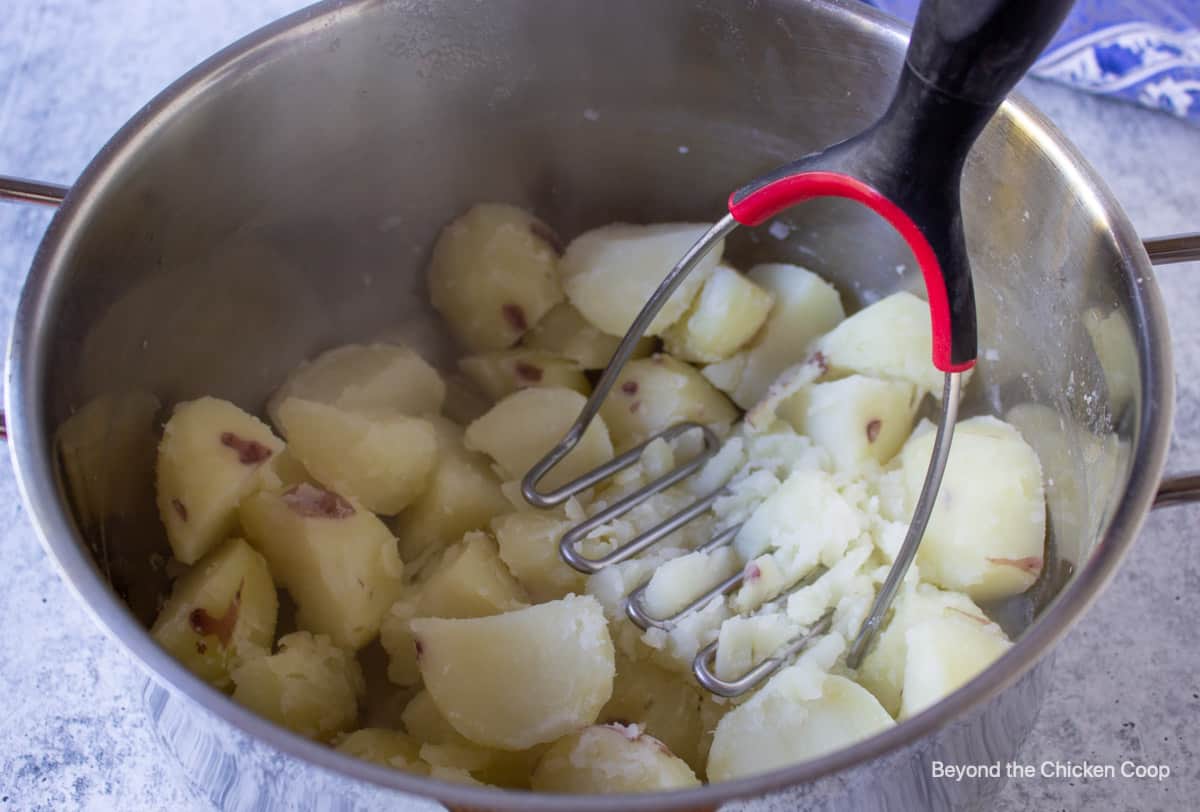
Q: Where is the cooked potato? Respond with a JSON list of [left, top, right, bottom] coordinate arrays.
[[561, 223, 724, 337], [335, 728, 427, 773], [734, 469, 863, 569], [276, 398, 436, 515], [714, 614, 799, 683], [638, 546, 739, 620], [663, 264, 774, 363], [491, 511, 587, 601], [523, 303, 655, 369], [380, 593, 423, 687], [856, 582, 994, 715], [813, 291, 971, 398], [707, 672, 893, 781], [778, 375, 918, 472], [402, 690, 546, 788], [157, 397, 285, 565], [231, 631, 365, 741], [599, 355, 738, 451], [900, 416, 1045, 600], [600, 653, 712, 775], [266, 343, 445, 432], [464, 387, 614, 492], [459, 349, 590, 400], [240, 484, 405, 649], [532, 724, 700, 792], [150, 537, 277, 689], [417, 531, 529, 618], [702, 263, 845, 409], [899, 613, 1012, 719], [411, 595, 615, 750], [428, 203, 564, 351], [57, 390, 161, 528], [391, 415, 510, 563]]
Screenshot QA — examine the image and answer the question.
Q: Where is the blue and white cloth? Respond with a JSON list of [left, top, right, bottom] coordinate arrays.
[[864, 0, 1200, 123]]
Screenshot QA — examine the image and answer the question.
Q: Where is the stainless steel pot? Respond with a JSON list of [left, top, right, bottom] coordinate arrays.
[[4, 1, 1200, 810]]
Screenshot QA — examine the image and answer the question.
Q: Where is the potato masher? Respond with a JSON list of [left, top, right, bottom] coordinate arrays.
[[523, 0, 1073, 696]]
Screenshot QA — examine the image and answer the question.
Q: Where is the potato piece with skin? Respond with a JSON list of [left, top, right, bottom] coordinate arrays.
[[600, 653, 713, 775], [702, 263, 845, 409], [240, 484, 405, 649], [458, 349, 590, 401], [532, 724, 700, 793], [857, 582, 994, 716], [490, 511, 586, 601], [157, 397, 285, 565], [267, 343, 445, 432], [151, 538, 278, 690], [231, 631, 365, 742], [411, 595, 615, 750], [392, 415, 510, 563], [901, 416, 1046, 600], [813, 291, 972, 398], [708, 672, 894, 781], [465, 387, 614, 492], [599, 355, 738, 451], [561, 223, 724, 338], [417, 531, 529, 619], [523, 303, 655, 369], [778, 375, 918, 472], [335, 728, 428, 773], [663, 264, 775, 363], [277, 398, 436, 515], [899, 613, 1012, 720], [428, 203, 564, 351]]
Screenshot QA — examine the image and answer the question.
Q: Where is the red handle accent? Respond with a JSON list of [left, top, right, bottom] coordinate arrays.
[[728, 171, 974, 374]]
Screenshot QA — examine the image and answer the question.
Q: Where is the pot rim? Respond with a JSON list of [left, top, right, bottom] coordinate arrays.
[[3, 0, 1174, 808]]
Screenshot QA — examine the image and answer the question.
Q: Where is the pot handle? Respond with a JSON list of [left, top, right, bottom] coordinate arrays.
[[3, 174, 1200, 501], [1145, 233, 1200, 507], [0, 175, 67, 438]]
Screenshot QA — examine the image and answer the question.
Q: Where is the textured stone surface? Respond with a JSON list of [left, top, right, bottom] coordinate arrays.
[[1, 2, 1198, 811]]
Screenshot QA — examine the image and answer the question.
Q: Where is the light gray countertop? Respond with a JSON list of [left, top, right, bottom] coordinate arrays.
[[2, 2, 1198, 810]]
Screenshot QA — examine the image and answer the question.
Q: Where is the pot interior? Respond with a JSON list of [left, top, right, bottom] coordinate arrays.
[[24, 0, 1144, 794]]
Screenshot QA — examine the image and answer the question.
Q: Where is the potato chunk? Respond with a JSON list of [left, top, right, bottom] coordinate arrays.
[[240, 484, 405, 649], [600, 653, 713, 774], [899, 613, 1011, 719], [491, 512, 586, 601], [335, 728, 427, 773], [427, 203, 564, 351], [459, 349, 590, 400], [532, 724, 700, 793], [391, 416, 510, 562], [814, 291, 970, 398], [380, 593, 423, 688], [231, 631, 364, 741], [150, 537, 277, 689], [663, 265, 774, 362], [276, 398, 436, 515], [900, 416, 1046, 600], [524, 303, 654, 369], [707, 673, 893, 781], [779, 375, 918, 472], [156, 397, 285, 564], [411, 595, 615, 749], [267, 343, 445, 431], [599, 355, 737, 451], [701, 263, 845, 409], [417, 532, 529, 618], [464, 387, 613, 491], [561, 223, 723, 337]]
